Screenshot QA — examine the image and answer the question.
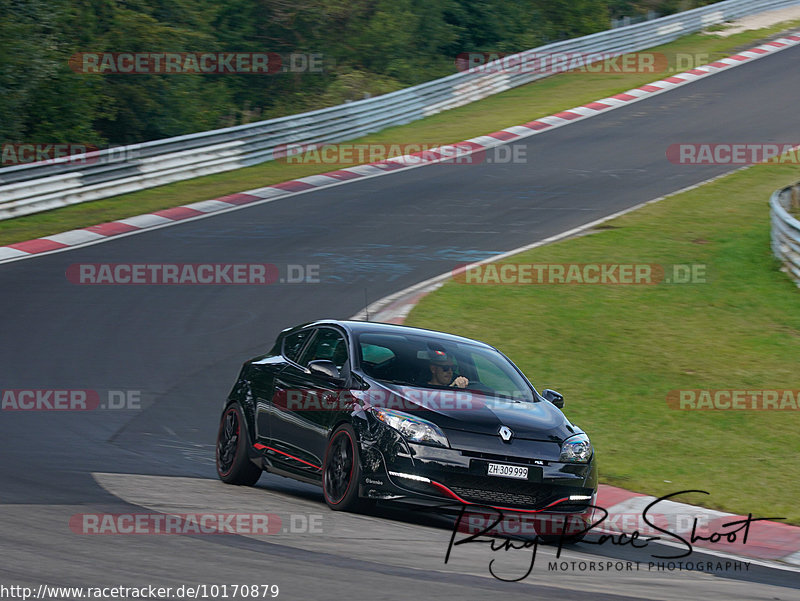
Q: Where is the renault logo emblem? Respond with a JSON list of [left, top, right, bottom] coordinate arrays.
[[498, 426, 513, 442]]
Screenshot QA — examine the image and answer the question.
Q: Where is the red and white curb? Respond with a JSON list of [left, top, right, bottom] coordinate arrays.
[[596, 484, 800, 566], [1, 34, 800, 265]]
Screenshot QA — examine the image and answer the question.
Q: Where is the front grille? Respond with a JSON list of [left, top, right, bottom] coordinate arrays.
[[449, 486, 536, 507], [444, 472, 549, 494], [461, 450, 550, 466], [440, 473, 589, 509]]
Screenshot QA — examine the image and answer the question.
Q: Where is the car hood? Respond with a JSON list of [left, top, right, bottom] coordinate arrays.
[[364, 381, 579, 442]]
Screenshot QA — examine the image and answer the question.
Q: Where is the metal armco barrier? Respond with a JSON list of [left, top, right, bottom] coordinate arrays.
[[1, 0, 799, 220], [770, 182, 800, 286]]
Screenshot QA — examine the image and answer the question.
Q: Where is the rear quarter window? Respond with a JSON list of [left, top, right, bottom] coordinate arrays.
[[283, 330, 312, 362], [360, 343, 396, 364]]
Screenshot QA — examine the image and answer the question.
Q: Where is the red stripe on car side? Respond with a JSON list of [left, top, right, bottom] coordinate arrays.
[[254, 443, 321, 470]]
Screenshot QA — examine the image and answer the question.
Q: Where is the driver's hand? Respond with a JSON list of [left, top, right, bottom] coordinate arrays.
[[451, 376, 469, 388]]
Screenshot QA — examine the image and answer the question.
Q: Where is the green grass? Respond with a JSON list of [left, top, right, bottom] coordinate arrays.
[[2, 19, 800, 246], [406, 162, 800, 524]]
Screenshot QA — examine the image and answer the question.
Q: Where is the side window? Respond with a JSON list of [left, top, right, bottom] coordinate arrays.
[[298, 328, 349, 370], [283, 330, 312, 363]]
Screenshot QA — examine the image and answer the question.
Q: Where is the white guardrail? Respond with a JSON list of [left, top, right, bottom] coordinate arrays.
[[1, 0, 799, 220], [770, 183, 800, 286]]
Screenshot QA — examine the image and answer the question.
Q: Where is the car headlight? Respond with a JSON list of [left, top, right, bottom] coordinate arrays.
[[560, 433, 592, 463], [372, 407, 449, 448]]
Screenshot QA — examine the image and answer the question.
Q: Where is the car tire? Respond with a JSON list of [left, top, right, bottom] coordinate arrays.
[[323, 424, 371, 512], [216, 403, 262, 486]]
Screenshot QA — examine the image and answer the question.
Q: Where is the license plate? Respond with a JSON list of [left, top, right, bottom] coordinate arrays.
[[487, 463, 528, 480]]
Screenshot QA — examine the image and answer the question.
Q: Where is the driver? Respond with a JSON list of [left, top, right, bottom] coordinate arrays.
[[427, 352, 469, 388]]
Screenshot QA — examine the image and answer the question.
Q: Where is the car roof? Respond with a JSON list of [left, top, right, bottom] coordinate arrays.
[[295, 319, 495, 349]]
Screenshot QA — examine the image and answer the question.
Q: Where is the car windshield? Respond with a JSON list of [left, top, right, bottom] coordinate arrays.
[[355, 332, 534, 402]]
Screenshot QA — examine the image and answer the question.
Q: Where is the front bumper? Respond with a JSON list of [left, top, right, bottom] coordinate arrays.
[[358, 426, 597, 533]]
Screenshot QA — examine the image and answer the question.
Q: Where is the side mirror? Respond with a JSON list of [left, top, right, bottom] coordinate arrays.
[[542, 388, 564, 409], [308, 360, 341, 380]]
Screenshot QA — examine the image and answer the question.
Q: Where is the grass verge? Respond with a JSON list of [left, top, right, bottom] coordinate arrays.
[[405, 161, 800, 524], [2, 19, 800, 246]]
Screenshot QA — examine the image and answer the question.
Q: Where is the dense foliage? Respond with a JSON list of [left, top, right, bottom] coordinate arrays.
[[0, 0, 719, 147]]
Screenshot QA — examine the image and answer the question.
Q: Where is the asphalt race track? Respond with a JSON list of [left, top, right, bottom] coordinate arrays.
[[2, 40, 800, 601]]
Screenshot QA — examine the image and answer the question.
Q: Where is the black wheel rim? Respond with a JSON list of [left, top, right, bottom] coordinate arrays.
[[217, 408, 239, 476], [325, 431, 354, 504]]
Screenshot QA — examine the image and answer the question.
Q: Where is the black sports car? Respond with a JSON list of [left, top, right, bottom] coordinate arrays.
[[216, 320, 597, 534]]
